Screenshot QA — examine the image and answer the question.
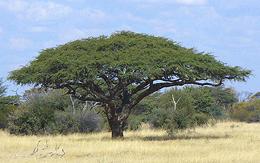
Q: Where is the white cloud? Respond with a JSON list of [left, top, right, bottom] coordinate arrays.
[[118, 0, 207, 5], [175, 0, 207, 5], [0, 0, 72, 21], [152, 22, 177, 35], [42, 40, 57, 49], [60, 28, 87, 41], [116, 25, 133, 31], [0, 1, 109, 23], [30, 26, 49, 33], [58, 28, 104, 43], [79, 8, 107, 21], [9, 38, 32, 50]]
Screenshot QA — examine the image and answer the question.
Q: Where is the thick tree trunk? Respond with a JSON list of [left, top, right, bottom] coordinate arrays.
[[105, 104, 130, 139], [108, 118, 124, 139]]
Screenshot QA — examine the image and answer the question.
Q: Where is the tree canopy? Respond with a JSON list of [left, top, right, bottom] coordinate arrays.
[[9, 31, 251, 138]]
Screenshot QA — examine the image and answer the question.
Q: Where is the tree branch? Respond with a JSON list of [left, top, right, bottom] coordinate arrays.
[[129, 78, 224, 110]]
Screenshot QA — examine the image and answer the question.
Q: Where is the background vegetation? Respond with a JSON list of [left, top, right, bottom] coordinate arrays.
[[1, 77, 258, 136]]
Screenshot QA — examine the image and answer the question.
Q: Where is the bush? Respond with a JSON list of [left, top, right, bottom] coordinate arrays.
[[7, 106, 55, 135], [50, 111, 79, 134], [7, 89, 103, 135], [148, 107, 168, 128], [125, 115, 143, 131], [0, 105, 18, 129], [0, 79, 20, 129], [147, 88, 211, 135], [77, 110, 102, 132], [230, 99, 260, 122]]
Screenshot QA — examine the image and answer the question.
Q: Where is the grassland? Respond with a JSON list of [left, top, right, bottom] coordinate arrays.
[[0, 121, 260, 163]]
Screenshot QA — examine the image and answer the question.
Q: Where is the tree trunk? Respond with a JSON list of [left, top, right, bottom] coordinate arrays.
[[108, 118, 124, 139]]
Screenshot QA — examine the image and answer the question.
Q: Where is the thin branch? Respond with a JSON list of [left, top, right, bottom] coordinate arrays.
[[69, 95, 76, 115]]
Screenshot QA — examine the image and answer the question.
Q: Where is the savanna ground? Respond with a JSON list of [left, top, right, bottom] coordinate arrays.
[[0, 121, 260, 163]]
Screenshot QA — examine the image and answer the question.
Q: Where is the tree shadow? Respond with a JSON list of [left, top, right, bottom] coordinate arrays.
[[98, 134, 231, 141], [141, 134, 230, 141]]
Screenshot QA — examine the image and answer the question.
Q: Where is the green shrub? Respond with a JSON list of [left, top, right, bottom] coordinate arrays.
[[125, 115, 143, 131], [76, 110, 102, 133], [231, 100, 260, 122], [146, 89, 211, 135], [147, 106, 168, 128], [7, 89, 103, 135], [118, 86, 237, 134], [0, 79, 20, 129], [7, 105, 55, 135], [0, 105, 18, 129], [50, 111, 79, 134]]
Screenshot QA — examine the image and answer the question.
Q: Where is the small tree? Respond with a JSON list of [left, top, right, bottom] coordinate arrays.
[[9, 31, 250, 138]]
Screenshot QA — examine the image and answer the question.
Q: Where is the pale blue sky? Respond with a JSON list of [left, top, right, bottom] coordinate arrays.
[[0, 0, 259, 95]]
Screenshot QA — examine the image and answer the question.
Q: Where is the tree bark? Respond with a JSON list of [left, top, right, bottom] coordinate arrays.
[[108, 117, 124, 139]]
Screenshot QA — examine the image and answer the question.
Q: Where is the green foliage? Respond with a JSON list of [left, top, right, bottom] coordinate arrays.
[[0, 104, 17, 129], [0, 80, 8, 128], [210, 87, 238, 106], [125, 93, 160, 130], [9, 31, 250, 88], [7, 92, 57, 135], [184, 87, 237, 118], [8, 106, 55, 135], [148, 88, 211, 135], [22, 88, 70, 111], [126, 115, 143, 131], [7, 89, 102, 135], [131, 86, 238, 134], [76, 110, 102, 132], [50, 111, 79, 134], [231, 99, 260, 122], [0, 79, 19, 128], [0, 79, 6, 97]]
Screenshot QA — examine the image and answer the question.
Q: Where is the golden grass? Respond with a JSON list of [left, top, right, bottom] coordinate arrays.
[[1, 121, 260, 163]]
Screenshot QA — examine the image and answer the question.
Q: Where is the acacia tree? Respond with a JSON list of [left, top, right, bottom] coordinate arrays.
[[9, 31, 250, 138]]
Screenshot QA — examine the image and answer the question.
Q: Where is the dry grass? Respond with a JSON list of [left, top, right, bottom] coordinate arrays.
[[1, 121, 260, 163]]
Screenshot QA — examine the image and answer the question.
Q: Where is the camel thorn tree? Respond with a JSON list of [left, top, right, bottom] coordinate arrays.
[[9, 31, 251, 138]]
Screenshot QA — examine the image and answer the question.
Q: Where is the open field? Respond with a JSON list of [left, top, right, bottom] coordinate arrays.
[[0, 121, 260, 163]]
